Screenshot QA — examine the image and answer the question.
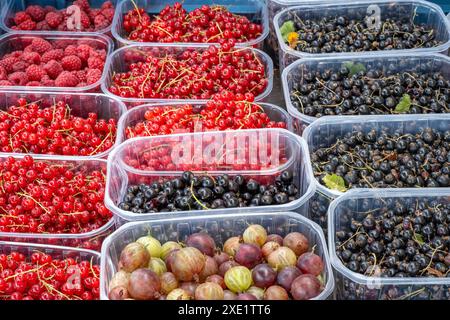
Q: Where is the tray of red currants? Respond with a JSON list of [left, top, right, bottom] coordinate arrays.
[[0, 241, 101, 300], [100, 212, 334, 300], [111, 0, 268, 49]]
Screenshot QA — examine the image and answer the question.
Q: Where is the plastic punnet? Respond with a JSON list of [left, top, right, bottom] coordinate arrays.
[[0, 90, 126, 159], [0, 32, 113, 92], [105, 128, 316, 222], [328, 188, 450, 300], [274, 0, 450, 68], [116, 101, 294, 144], [0, 155, 114, 251], [100, 211, 334, 300], [0, 0, 119, 35], [111, 0, 269, 49], [302, 114, 450, 228], [282, 53, 450, 133], [101, 43, 273, 107]]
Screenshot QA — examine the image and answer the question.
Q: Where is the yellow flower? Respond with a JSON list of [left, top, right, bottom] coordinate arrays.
[[287, 32, 298, 48]]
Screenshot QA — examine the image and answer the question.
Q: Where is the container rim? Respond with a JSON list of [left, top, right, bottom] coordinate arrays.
[[273, 0, 450, 60], [100, 44, 274, 104], [115, 101, 294, 144], [0, 90, 127, 159], [281, 52, 450, 126], [302, 113, 450, 198], [100, 211, 335, 300], [105, 128, 317, 221], [0, 0, 114, 35], [0, 240, 102, 258], [0, 32, 114, 92], [111, 0, 269, 48], [328, 188, 450, 285]]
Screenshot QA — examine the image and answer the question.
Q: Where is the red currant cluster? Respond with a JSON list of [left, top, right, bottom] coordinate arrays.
[[126, 91, 286, 138], [123, 2, 263, 44], [0, 156, 111, 235], [0, 251, 100, 300], [109, 44, 268, 100], [0, 98, 117, 156]]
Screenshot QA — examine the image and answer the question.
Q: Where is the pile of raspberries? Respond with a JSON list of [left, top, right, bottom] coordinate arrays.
[[0, 37, 106, 88], [8, 0, 115, 32]]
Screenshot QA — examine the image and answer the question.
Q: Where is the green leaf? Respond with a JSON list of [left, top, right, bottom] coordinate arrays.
[[413, 233, 425, 245], [280, 20, 295, 42], [317, 274, 326, 286], [323, 174, 347, 192], [394, 94, 411, 113], [343, 61, 366, 76]]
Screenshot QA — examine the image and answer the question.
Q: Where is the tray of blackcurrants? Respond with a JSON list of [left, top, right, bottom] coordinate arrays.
[[282, 53, 450, 132], [273, 0, 450, 68], [111, 0, 268, 49], [303, 114, 450, 229], [105, 128, 316, 222], [328, 188, 450, 300], [100, 212, 334, 300]]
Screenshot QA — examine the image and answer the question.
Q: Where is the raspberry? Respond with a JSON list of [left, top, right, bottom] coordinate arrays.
[[43, 60, 63, 79], [18, 20, 36, 30], [8, 72, 28, 86], [30, 38, 53, 54], [13, 12, 31, 25], [12, 61, 29, 72], [0, 57, 19, 73], [73, 0, 91, 12], [75, 70, 87, 82], [26, 81, 42, 86], [89, 9, 101, 20], [76, 82, 87, 88], [41, 49, 64, 64], [0, 80, 13, 86], [101, 8, 115, 22], [64, 45, 78, 56], [41, 77, 55, 87], [9, 51, 24, 58], [86, 69, 102, 84], [26, 64, 47, 81], [76, 45, 92, 62], [0, 66, 7, 80], [55, 71, 79, 87], [79, 11, 92, 29], [94, 15, 109, 30], [45, 11, 63, 28], [36, 20, 51, 31], [22, 52, 41, 65], [101, 1, 114, 10], [25, 5, 46, 22], [44, 5, 57, 13], [62, 55, 82, 71], [87, 57, 104, 70]]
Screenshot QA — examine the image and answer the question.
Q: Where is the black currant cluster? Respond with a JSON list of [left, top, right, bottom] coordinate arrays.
[[285, 13, 442, 54], [290, 62, 450, 117], [118, 171, 299, 213], [312, 128, 450, 189], [336, 198, 450, 278]]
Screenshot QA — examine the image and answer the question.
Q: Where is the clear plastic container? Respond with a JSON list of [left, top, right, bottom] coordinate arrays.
[[0, 32, 113, 92], [101, 44, 274, 107], [274, 0, 450, 68], [0, 154, 115, 251], [0, 90, 126, 159], [100, 211, 335, 300], [105, 128, 316, 222], [0, 0, 118, 35], [302, 114, 450, 229], [328, 188, 450, 300], [111, 0, 269, 49], [282, 53, 450, 133], [116, 101, 294, 144]]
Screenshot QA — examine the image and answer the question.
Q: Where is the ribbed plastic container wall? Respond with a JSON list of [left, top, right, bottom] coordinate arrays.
[[0, 155, 114, 251], [282, 53, 450, 133], [101, 44, 273, 107], [302, 114, 450, 229], [0, 32, 113, 92], [0, 90, 126, 159], [274, 0, 450, 68], [116, 101, 294, 143], [100, 211, 334, 300], [105, 128, 316, 222], [328, 188, 450, 300], [111, 0, 269, 49], [0, 0, 119, 35]]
